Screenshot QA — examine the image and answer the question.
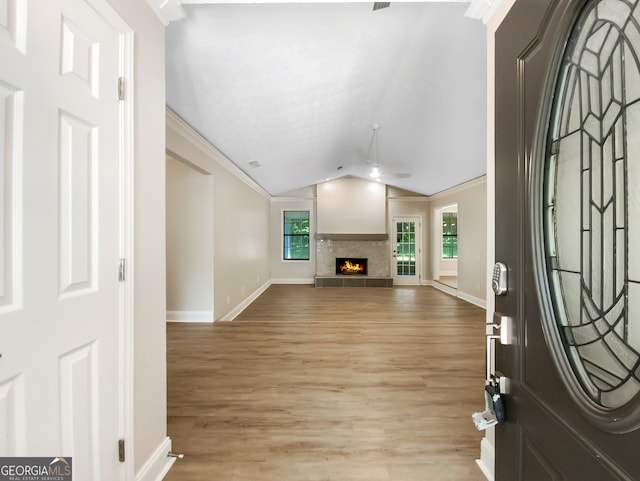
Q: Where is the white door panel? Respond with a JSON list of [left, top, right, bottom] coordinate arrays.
[[0, 0, 125, 479]]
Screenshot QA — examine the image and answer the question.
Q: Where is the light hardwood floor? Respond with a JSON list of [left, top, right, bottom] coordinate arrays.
[[166, 285, 487, 481]]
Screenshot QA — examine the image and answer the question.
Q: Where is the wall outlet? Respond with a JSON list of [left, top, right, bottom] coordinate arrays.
[[226, 295, 230, 304]]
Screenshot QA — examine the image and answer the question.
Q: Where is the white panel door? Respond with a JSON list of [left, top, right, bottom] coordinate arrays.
[[0, 0, 125, 479], [392, 217, 421, 285]]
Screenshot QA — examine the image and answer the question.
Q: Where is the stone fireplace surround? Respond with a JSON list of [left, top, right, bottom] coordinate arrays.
[[314, 234, 393, 287]]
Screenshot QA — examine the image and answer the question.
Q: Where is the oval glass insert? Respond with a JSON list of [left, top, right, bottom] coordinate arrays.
[[541, 0, 640, 431]]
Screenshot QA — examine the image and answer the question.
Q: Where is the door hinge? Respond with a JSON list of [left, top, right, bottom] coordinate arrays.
[[118, 439, 125, 462], [118, 77, 125, 101], [119, 258, 126, 282]]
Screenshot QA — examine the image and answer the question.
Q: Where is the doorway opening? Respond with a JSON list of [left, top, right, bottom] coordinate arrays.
[[165, 155, 214, 322], [434, 204, 458, 289]]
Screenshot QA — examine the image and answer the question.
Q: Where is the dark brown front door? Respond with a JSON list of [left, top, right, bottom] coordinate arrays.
[[495, 0, 640, 479]]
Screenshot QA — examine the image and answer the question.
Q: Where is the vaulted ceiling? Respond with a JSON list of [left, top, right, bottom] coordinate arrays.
[[165, 1, 487, 196]]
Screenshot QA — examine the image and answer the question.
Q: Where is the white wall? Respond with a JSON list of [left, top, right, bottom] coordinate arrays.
[[107, 0, 168, 477], [166, 110, 271, 321], [270, 190, 316, 284], [317, 177, 387, 234], [431, 178, 487, 306], [166, 156, 214, 320]]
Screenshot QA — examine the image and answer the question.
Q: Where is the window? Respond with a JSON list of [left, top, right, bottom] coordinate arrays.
[[283, 211, 310, 260], [442, 212, 457, 259]]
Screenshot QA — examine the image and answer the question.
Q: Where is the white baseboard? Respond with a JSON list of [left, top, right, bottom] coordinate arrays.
[[439, 270, 458, 276], [431, 280, 458, 297], [135, 436, 175, 481], [476, 436, 495, 481], [458, 291, 487, 309], [220, 280, 271, 321], [166, 310, 214, 323], [430, 281, 487, 309], [271, 278, 315, 285]]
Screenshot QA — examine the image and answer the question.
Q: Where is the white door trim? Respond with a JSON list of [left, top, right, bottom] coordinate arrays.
[[432, 204, 458, 281], [391, 215, 422, 286], [118, 31, 135, 481], [83, 0, 135, 477]]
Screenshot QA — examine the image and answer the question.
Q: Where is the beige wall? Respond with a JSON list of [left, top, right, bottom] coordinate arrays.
[[213, 172, 270, 319], [431, 178, 487, 304], [271, 192, 317, 283], [166, 156, 214, 317], [166, 110, 271, 321], [270, 179, 487, 308]]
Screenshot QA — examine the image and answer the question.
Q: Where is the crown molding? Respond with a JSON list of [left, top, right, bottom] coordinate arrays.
[[147, 0, 185, 26], [464, 0, 506, 24], [387, 196, 430, 203], [430, 175, 487, 199], [271, 197, 317, 203], [166, 108, 271, 199]]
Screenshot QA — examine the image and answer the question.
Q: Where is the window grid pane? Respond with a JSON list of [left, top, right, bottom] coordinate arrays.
[[442, 212, 458, 259], [283, 211, 310, 260], [396, 221, 416, 276]]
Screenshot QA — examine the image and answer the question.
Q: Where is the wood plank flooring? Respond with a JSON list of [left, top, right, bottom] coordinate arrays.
[[166, 285, 487, 481]]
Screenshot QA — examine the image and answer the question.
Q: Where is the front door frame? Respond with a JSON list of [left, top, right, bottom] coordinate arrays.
[[477, 1, 517, 478]]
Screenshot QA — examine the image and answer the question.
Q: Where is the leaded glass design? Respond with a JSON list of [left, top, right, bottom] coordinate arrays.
[[396, 221, 416, 276], [543, 0, 640, 415]]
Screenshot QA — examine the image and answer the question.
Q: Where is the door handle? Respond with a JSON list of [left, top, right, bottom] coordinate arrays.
[[488, 312, 514, 345], [485, 313, 513, 395], [475, 316, 512, 429]]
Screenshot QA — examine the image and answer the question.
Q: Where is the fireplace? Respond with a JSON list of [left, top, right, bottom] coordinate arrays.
[[336, 257, 368, 275]]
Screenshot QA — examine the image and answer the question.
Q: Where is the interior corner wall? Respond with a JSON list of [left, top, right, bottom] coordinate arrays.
[[166, 156, 214, 317], [166, 113, 271, 322], [107, 0, 167, 476], [431, 179, 488, 303]]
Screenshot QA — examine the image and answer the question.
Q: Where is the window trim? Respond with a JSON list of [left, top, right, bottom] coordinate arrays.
[[441, 211, 458, 259], [282, 209, 311, 262]]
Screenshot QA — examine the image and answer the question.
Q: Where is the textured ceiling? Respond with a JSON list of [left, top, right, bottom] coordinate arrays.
[[166, 2, 487, 196]]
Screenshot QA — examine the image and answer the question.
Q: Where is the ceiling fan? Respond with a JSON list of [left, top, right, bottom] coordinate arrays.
[[365, 124, 411, 182]]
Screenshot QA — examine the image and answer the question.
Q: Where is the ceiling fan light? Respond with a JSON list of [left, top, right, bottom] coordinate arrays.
[[370, 166, 380, 178]]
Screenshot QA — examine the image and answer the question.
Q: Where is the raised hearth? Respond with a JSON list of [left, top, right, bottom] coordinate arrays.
[[315, 276, 393, 288]]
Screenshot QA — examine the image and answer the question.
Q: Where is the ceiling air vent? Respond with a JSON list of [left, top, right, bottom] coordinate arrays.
[[247, 160, 261, 169], [373, 2, 390, 11]]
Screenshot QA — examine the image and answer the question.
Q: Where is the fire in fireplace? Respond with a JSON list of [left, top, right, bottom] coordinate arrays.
[[336, 258, 368, 275]]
